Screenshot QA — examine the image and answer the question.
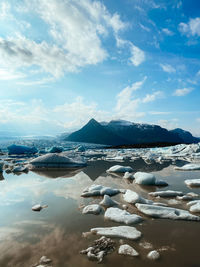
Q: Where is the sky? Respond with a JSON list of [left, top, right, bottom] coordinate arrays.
[[0, 0, 200, 136]]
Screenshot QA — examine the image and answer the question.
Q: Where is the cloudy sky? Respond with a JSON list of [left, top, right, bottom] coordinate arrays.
[[0, 0, 200, 136]]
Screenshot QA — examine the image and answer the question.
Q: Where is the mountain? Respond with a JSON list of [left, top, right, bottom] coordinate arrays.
[[65, 118, 197, 146], [66, 118, 128, 145], [170, 128, 200, 144]]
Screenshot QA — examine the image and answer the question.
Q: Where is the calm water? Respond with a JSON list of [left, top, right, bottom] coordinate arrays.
[[0, 159, 200, 267]]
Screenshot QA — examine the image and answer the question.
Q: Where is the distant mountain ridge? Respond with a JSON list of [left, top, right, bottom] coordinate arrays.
[[65, 119, 200, 146]]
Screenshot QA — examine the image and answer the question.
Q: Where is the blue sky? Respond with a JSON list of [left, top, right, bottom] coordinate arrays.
[[0, 0, 200, 136]]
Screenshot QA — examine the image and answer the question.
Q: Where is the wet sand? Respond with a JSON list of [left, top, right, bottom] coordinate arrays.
[[0, 160, 199, 267]]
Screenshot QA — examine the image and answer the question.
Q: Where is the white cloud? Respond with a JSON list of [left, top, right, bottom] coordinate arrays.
[[116, 37, 145, 66], [162, 28, 174, 36], [0, 68, 25, 80], [129, 44, 145, 66], [149, 111, 171, 115], [0, 0, 127, 77], [142, 91, 163, 103], [179, 17, 200, 37], [115, 77, 147, 120], [160, 63, 176, 73], [173, 87, 193, 96]]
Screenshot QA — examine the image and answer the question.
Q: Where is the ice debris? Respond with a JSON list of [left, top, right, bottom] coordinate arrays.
[[99, 195, 118, 207], [80, 236, 115, 263], [147, 250, 160, 260], [8, 144, 37, 155], [185, 179, 200, 187], [81, 184, 121, 197], [136, 203, 200, 221], [123, 172, 134, 179], [32, 204, 48, 212], [104, 207, 143, 225], [187, 200, 200, 213], [118, 244, 139, 257], [123, 189, 153, 204], [82, 204, 103, 215], [28, 153, 86, 170], [149, 190, 183, 198], [106, 165, 133, 173], [90, 226, 142, 240], [174, 163, 200, 171]]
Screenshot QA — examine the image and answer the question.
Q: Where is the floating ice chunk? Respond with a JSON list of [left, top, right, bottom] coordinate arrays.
[[149, 190, 183, 198], [123, 172, 134, 179], [48, 146, 63, 153], [76, 145, 85, 152], [177, 192, 198, 200], [106, 156, 124, 161], [100, 195, 118, 207], [118, 244, 139, 256], [39, 255, 52, 264], [174, 164, 200, 171], [107, 165, 133, 173], [82, 204, 103, 215], [187, 200, 200, 213], [185, 179, 200, 187], [134, 172, 156, 185], [147, 250, 160, 260], [123, 190, 153, 205], [81, 184, 120, 197], [154, 180, 168, 186], [7, 144, 37, 155], [104, 207, 143, 225], [136, 203, 200, 221], [32, 204, 48, 212], [91, 226, 142, 240], [12, 165, 28, 173], [28, 153, 86, 170]]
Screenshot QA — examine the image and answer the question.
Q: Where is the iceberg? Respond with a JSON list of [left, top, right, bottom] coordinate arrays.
[[136, 203, 200, 221], [187, 200, 200, 213], [106, 165, 133, 173], [185, 179, 200, 187], [104, 207, 143, 225], [149, 190, 183, 198], [81, 184, 121, 197], [174, 164, 200, 171], [28, 153, 86, 170], [99, 195, 118, 207], [7, 144, 38, 155], [123, 189, 153, 204], [118, 244, 139, 256], [90, 226, 142, 240], [147, 250, 160, 260], [48, 146, 63, 153], [134, 172, 156, 185], [82, 204, 103, 215]]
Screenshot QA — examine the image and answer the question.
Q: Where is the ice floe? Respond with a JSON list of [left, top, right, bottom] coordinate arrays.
[[187, 200, 200, 213], [99, 195, 118, 207], [134, 172, 156, 185], [118, 244, 139, 257], [123, 172, 134, 179], [106, 165, 133, 173], [175, 163, 200, 171], [147, 250, 160, 260], [7, 144, 38, 155], [32, 204, 48, 212], [185, 179, 200, 187], [90, 226, 142, 240], [28, 153, 86, 170], [81, 184, 121, 197], [123, 189, 153, 204], [149, 190, 183, 198], [104, 207, 143, 225], [136, 203, 200, 221], [82, 204, 103, 215]]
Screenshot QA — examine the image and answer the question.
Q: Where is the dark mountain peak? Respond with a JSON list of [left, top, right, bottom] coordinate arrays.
[[87, 118, 99, 125]]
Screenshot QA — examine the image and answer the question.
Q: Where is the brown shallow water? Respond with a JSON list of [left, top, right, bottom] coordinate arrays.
[[0, 159, 200, 267]]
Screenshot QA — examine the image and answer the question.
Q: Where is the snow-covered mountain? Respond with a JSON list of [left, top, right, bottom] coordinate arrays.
[[65, 118, 199, 146]]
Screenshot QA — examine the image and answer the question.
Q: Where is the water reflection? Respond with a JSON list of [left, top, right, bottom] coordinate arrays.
[[0, 160, 199, 267], [31, 168, 83, 179]]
